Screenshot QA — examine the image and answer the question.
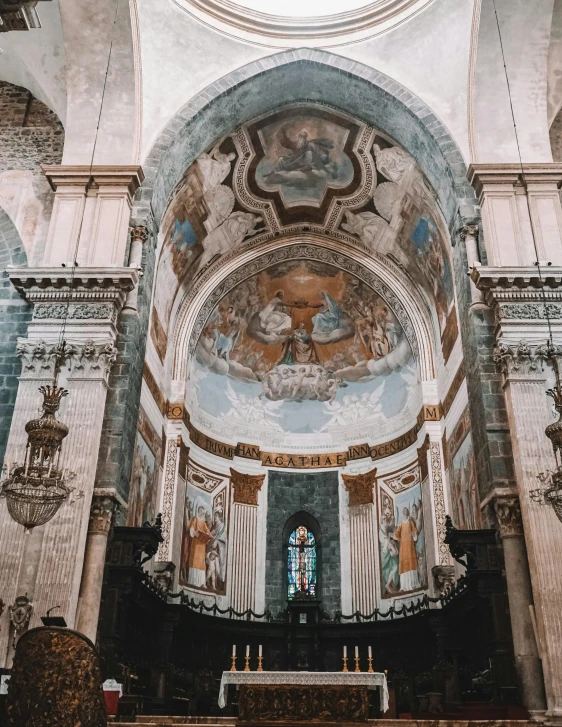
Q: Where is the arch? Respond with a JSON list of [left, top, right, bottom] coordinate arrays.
[[170, 235, 437, 384], [0, 209, 30, 466], [138, 48, 476, 230]]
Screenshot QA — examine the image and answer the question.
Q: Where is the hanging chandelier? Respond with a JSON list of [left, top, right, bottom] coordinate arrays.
[[531, 379, 562, 523], [1, 384, 74, 530]]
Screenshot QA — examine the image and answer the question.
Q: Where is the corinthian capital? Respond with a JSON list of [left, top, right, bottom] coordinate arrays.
[[342, 467, 377, 507], [17, 338, 118, 382], [88, 495, 117, 535], [460, 224, 479, 242], [130, 225, 149, 244], [493, 340, 545, 378], [493, 494, 523, 538], [230, 469, 265, 506]]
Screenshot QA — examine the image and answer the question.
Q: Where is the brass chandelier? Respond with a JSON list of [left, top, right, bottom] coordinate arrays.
[[1, 379, 74, 530]]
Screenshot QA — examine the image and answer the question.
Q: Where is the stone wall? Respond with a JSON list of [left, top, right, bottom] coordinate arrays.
[[0, 81, 64, 265], [265, 471, 341, 617], [94, 217, 158, 504]]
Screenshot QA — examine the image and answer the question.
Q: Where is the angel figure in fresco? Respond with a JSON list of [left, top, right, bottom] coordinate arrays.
[[265, 128, 338, 180], [394, 507, 420, 592], [197, 211, 262, 270], [196, 142, 236, 193]]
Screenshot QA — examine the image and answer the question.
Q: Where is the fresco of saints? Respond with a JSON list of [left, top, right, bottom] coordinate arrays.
[[187, 505, 212, 588], [278, 323, 320, 365], [380, 502, 400, 594], [206, 507, 227, 591], [394, 507, 420, 592]]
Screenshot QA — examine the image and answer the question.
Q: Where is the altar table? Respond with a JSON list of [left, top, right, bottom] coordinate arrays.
[[218, 671, 388, 722]]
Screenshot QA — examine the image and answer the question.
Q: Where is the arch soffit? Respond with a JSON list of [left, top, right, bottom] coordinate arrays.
[[139, 49, 476, 231], [0, 208, 28, 270], [170, 234, 436, 385]]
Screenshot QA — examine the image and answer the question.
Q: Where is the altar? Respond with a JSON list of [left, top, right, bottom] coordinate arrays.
[[219, 671, 389, 723]]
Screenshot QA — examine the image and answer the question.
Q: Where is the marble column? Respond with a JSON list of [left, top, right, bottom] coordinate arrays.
[[228, 469, 264, 615], [460, 224, 486, 308], [342, 468, 377, 616], [123, 225, 148, 314], [494, 341, 562, 719], [76, 494, 118, 643], [491, 490, 546, 717]]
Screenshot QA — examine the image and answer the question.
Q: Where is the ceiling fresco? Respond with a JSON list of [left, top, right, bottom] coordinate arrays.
[[188, 257, 421, 448], [151, 103, 458, 446]]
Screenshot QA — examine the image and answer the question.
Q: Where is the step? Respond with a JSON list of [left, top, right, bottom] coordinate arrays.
[[137, 719, 235, 725]]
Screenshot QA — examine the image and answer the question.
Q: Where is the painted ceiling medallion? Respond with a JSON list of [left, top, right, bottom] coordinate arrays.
[[174, 0, 435, 46]]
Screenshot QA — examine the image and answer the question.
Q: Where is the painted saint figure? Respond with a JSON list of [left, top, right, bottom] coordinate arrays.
[[311, 292, 343, 335], [265, 128, 337, 179], [206, 507, 227, 591], [278, 323, 320, 366], [258, 290, 293, 335], [187, 505, 212, 588], [394, 507, 420, 592]]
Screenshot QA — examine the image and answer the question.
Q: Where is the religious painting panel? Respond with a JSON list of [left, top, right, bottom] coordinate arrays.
[[179, 463, 229, 595], [449, 432, 481, 530], [188, 257, 421, 449], [378, 476, 427, 598], [127, 428, 161, 528]]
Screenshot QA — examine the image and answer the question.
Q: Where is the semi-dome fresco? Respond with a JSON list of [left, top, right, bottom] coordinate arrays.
[[188, 256, 420, 447]]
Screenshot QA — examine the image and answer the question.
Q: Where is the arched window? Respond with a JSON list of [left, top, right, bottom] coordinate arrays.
[[287, 525, 317, 599]]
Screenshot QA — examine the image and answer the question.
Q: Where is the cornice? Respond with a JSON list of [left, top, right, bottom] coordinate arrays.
[[471, 265, 562, 292], [468, 163, 562, 198], [7, 266, 139, 295], [42, 165, 144, 196]]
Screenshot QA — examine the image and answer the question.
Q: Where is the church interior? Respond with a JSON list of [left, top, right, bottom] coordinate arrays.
[[1, 0, 562, 725]]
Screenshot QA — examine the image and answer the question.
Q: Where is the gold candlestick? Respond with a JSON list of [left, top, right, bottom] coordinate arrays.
[[244, 654, 251, 672], [257, 654, 263, 672], [367, 656, 373, 673], [342, 656, 348, 672], [354, 656, 360, 673], [230, 654, 237, 672]]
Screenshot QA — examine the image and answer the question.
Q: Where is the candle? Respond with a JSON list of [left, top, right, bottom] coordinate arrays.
[[246, 644, 250, 657], [343, 645, 347, 657], [368, 646, 372, 658], [259, 644, 262, 657], [355, 646, 359, 658], [232, 644, 236, 657]]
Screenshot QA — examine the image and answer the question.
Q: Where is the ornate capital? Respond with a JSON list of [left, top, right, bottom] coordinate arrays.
[[130, 225, 149, 244], [493, 340, 546, 378], [342, 467, 376, 507], [88, 495, 117, 535], [460, 224, 479, 242], [432, 564, 455, 595], [230, 468, 265, 506], [493, 494, 523, 538], [16, 339, 117, 382]]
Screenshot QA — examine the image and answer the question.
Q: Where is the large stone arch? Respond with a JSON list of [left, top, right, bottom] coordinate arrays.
[[0, 209, 30, 465], [135, 48, 478, 231]]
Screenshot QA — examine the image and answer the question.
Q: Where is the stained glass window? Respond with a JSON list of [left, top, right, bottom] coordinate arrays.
[[287, 525, 317, 599]]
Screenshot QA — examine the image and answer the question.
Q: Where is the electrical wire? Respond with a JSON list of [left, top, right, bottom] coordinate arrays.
[[53, 0, 123, 382], [492, 0, 555, 347]]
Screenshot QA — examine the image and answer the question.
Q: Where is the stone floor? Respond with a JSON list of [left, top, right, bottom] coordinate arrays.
[[108, 719, 535, 727]]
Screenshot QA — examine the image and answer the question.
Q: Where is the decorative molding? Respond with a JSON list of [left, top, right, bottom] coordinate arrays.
[[167, 402, 184, 420], [88, 495, 116, 536], [33, 303, 116, 322], [493, 493, 523, 538], [187, 459, 223, 492], [468, 164, 562, 200], [158, 437, 179, 560], [342, 468, 377, 507], [497, 302, 562, 320], [429, 441, 449, 565], [43, 166, 144, 197], [142, 364, 166, 414], [8, 266, 139, 294], [16, 338, 117, 381], [442, 363, 466, 418], [230, 469, 265, 506]]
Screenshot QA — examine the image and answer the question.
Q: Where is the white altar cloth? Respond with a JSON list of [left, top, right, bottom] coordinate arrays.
[[218, 671, 389, 712]]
